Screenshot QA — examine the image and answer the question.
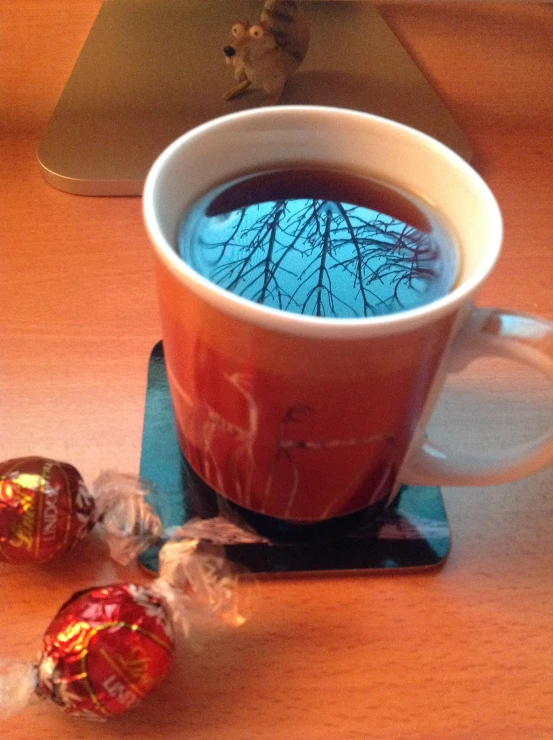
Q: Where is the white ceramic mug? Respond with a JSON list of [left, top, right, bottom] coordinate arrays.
[[144, 106, 553, 523]]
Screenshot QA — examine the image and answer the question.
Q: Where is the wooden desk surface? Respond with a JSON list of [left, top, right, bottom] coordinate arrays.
[[1, 3, 552, 738]]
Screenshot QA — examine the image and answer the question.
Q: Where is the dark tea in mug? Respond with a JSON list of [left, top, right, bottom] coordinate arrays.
[[178, 167, 459, 318]]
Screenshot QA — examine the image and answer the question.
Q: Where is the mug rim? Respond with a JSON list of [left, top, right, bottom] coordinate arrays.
[[143, 105, 503, 339]]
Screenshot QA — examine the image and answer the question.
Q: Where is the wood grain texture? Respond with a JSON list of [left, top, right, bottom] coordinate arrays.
[[1, 3, 552, 738]]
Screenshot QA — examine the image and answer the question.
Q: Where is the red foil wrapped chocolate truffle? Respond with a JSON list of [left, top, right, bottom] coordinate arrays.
[[35, 583, 175, 719], [0, 538, 248, 721], [0, 457, 164, 565], [0, 457, 95, 564]]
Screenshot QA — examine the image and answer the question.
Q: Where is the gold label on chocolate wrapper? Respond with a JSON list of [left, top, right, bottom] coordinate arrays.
[[0, 478, 37, 553], [4, 474, 57, 556], [100, 643, 152, 692]]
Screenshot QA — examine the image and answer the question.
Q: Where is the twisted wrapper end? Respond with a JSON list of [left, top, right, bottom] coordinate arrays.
[[155, 536, 248, 633], [0, 659, 36, 719], [92, 472, 164, 565]]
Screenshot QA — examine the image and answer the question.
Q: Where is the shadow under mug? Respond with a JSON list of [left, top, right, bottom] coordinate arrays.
[[143, 106, 553, 531]]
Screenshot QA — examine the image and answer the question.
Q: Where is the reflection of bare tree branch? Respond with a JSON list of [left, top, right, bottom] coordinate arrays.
[[216, 207, 247, 262], [267, 201, 325, 290], [259, 201, 285, 304], [336, 202, 374, 317], [202, 198, 441, 317], [300, 207, 332, 317]]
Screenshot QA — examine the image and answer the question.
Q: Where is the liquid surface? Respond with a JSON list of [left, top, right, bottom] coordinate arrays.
[[178, 168, 458, 318]]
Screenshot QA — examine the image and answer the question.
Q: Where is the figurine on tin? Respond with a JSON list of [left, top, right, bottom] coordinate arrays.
[[223, 0, 310, 103]]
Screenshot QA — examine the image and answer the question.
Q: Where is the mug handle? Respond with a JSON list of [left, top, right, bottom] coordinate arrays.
[[403, 307, 553, 486]]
